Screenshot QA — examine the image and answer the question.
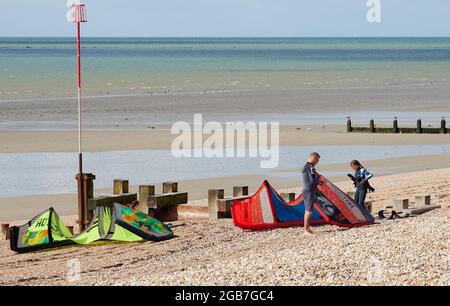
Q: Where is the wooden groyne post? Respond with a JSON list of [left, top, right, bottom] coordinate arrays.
[[347, 117, 449, 134], [138, 185, 155, 212], [365, 201, 373, 214], [281, 193, 296, 202], [76, 173, 96, 231], [209, 186, 250, 220], [393, 117, 399, 133], [370, 119, 375, 133], [87, 177, 137, 215], [208, 189, 225, 220], [416, 119, 422, 134], [233, 186, 249, 197], [1, 223, 10, 240], [89, 179, 188, 222], [114, 179, 129, 195], [441, 117, 447, 134], [146, 182, 188, 222], [415, 195, 431, 206], [393, 198, 409, 212]]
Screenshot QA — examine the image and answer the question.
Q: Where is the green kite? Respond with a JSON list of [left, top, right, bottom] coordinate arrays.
[[9, 203, 174, 253]]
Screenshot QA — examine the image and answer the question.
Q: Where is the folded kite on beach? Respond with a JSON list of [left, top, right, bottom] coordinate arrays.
[[9, 203, 174, 253], [231, 177, 375, 230]]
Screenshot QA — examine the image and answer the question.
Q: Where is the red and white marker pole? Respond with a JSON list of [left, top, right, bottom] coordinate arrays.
[[67, 1, 88, 230], [76, 19, 83, 176]]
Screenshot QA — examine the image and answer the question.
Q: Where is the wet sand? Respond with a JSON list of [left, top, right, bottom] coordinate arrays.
[[1, 84, 450, 129], [2, 126, 450, 153]]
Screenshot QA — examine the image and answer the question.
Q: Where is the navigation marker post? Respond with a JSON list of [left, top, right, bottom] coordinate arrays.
[[67, 1, 88, 231]]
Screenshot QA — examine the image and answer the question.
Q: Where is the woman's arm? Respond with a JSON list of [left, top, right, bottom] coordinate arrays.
[[361, 168, 373, 181]]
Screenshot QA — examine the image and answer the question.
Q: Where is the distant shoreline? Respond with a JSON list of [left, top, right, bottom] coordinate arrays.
[[2, 36, 450, 39]]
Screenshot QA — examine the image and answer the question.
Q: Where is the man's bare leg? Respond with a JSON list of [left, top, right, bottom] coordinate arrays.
[[304, 211, 314, 235]]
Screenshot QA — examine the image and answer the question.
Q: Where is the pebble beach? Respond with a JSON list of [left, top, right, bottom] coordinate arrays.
[[0, 168, 449, 286]]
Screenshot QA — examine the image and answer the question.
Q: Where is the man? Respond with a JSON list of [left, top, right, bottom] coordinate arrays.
[[301, 152, 321, 236]]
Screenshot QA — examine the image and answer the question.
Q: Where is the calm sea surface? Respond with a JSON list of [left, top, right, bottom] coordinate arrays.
[[1, 37, 450, 100]]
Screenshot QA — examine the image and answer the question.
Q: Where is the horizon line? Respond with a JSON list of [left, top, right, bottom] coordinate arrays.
[[1, 35, 450, 39]]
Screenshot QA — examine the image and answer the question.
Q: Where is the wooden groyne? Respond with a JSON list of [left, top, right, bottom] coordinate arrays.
[[347, 117, 448, 134]]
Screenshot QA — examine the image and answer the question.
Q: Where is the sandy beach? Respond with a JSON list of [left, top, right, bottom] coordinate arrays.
[[3, 125, 450, 153], [1, 168, 448, 286]]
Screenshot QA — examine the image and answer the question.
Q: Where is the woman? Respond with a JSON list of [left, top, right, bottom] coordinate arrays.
[[350, 160, 374, 212]]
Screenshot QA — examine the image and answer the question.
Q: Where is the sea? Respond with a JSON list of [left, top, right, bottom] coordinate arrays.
[[1, 37, 450, 100], [2, 37, 450, 197]]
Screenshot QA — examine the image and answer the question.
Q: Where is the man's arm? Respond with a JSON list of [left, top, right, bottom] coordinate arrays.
[[309, 167, 317, 185], [311, 167, 321, 185]]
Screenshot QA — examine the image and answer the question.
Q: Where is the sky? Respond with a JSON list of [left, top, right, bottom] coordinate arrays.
[[0, 0, 449, 37]]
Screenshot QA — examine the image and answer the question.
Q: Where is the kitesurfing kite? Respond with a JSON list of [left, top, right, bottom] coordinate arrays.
[[9, 203, 174, 253], [231, 176, 375, 230]]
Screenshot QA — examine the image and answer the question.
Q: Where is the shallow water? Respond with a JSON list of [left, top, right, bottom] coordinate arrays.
[[1, 144, 450, 198], [1, 37, 450, 100]]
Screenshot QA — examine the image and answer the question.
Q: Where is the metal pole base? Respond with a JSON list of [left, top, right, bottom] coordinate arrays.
[[76, 172, 96, 232], [76, 173, 86, 232]]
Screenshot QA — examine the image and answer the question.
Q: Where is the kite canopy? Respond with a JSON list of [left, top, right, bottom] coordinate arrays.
[[9, 203, 174, 253], [231, 177, 375, 230]]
